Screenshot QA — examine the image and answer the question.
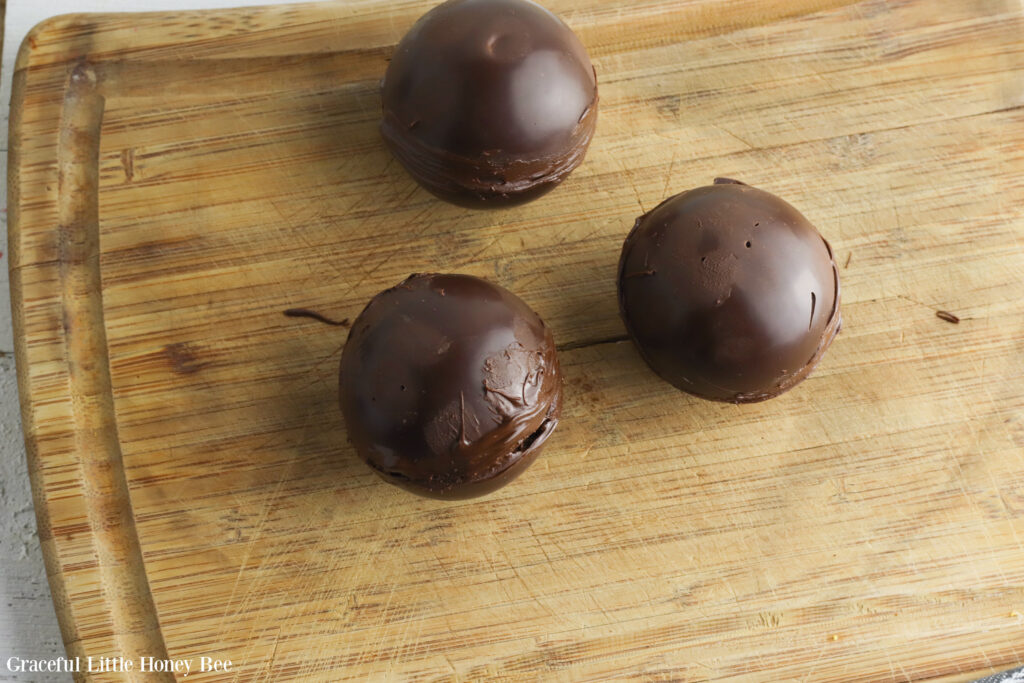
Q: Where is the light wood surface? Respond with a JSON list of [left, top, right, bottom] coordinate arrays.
[[8, 0, 1024, 680]]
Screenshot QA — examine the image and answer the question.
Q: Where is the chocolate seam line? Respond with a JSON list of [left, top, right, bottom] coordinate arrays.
[[380, 94, 598, 199]]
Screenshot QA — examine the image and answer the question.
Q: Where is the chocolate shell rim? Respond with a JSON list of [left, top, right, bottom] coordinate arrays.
[[379, 90, 599, 205], [365, 404, 561, 500]]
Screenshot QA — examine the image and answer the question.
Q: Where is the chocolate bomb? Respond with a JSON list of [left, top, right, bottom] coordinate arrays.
[[618, 179, 841, 403], [339, 273, 562, 498], [380, 0, 598, 208]]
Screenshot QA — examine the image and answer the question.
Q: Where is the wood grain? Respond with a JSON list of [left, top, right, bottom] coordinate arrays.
[[8, 0, 1024, 681], [55, 61, 174, 681]]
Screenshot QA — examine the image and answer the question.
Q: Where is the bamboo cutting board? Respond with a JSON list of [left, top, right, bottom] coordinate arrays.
[[8, 0, 1024, 680]]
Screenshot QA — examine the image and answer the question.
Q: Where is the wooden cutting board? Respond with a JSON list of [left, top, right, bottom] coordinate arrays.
[[9, 0, 1024, 680]]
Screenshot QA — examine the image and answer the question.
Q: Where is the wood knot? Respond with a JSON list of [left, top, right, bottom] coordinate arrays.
[[163, 342, 204, 374]]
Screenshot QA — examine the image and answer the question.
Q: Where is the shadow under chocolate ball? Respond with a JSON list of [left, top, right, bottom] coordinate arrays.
[[617, 179, 842, 403], [380, 0, 599, 208], [339, 273, 562, 499]]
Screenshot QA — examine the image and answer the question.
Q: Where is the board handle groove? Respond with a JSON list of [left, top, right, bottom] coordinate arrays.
[[57, 61, 174, 682]]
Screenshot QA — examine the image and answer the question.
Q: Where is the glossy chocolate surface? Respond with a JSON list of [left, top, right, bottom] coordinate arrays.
[[340, 273, 562, 498], [618, 179, 841, 403], [380, 0, 598, 208]]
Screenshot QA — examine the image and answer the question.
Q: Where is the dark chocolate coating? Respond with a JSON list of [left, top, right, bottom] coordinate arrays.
[[380, 0, 598, 208], [339, 273, 562, 498], [618, 179, 842, 403]]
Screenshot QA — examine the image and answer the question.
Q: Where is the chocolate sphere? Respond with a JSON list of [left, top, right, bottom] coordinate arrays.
[[380, 0, 598, 208], [617, 179, 842, 403], [339, 273, 562, 498]]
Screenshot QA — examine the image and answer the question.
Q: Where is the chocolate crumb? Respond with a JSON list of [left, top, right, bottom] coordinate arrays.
[[844, 253, 851, 269], [283, 309, 350, 327], [935, 310, 960, 324]]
